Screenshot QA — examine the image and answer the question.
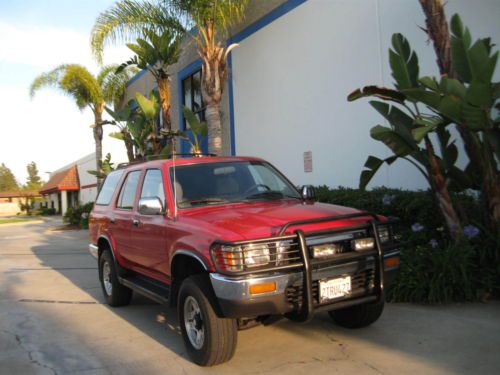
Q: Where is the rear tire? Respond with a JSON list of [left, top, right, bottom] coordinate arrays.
[[99, 250, 132, 307], [178, 274, 237, 366], [328, 300, 384, 328]]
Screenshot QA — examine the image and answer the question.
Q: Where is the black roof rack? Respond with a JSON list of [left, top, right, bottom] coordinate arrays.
[[115, 153, 217, 169]]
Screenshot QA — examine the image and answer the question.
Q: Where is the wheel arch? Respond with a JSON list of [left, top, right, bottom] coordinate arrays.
[[170, 250, 209, 307]]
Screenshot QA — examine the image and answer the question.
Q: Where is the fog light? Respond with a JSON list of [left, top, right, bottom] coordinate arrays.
[[352, 238, 374, 251], [311, 243, 342, 258], [249, 282, 276, 295], [384, 256, 400, 269]]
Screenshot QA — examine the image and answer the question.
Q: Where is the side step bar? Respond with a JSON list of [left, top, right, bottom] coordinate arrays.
[[118, 274, 170, 305]]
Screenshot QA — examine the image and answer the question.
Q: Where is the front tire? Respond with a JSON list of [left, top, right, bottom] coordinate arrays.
[[178, 274, 237, 366], [99, 250, 132, 307], [328, 300, 384, 328]]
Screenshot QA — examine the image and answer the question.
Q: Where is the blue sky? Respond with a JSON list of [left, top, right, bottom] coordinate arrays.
[[0, 0, 131, 183]]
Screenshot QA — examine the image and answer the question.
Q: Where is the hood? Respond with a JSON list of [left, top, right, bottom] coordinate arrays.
[[179, 199, 374, 241]]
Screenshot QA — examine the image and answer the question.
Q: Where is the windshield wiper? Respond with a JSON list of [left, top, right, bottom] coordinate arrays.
[[187, 198, 230, 206], [244, 191, 298, 200]]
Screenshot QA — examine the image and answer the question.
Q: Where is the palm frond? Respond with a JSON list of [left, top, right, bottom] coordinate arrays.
[[59, 65, 103, 110], [29, 64, 68, 98], [91, 0, 184, 63], [99, 64, 138, 109], [168, 0, 248, 35]]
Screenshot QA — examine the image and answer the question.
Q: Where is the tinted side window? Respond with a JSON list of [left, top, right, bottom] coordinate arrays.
[[117, 171, 141, 209], [95, 170, 124, 205], [140, 169, 165, 208]]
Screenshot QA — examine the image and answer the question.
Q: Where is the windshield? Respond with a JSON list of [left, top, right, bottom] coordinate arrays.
[[170, 161, 301, 208]]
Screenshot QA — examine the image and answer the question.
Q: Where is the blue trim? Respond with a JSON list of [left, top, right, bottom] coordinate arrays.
[[226, 0, 308, 155], [126, 68, 148, 87], [228, 0, 307, 45], [177, 59, 203, 154]]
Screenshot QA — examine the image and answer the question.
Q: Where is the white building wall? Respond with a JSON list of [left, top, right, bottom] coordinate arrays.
[[76, 153, 99, 204], [51, 153, 98, 204], [231, 0, 500, 189]]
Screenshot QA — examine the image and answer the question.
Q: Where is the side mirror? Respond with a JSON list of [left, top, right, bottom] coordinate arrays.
[[301, 185, 315, 201], [138, 197, 164, 215]]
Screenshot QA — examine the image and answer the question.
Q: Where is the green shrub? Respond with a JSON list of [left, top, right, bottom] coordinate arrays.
[[63, 202, 94, 228], [40, 207, 56, 215], [315, 186, 499, 303], [388, 242, 476, 303]]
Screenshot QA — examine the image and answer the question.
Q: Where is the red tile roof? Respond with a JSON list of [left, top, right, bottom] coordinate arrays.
[[39, 165, 80, 194], [0, 190, 40, 198]]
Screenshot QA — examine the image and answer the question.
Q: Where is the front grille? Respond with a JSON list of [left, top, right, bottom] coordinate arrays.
[[285, 268, 376, 308]]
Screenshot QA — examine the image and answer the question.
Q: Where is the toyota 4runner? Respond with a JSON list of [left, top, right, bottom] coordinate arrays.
[[89, 156, 400, 366]]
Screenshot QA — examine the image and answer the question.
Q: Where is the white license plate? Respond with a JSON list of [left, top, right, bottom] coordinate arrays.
[[319, 276, 352, 302]]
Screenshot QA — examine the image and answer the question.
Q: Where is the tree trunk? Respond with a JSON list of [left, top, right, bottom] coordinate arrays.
[[419, 0, 453, 77], [123, 130, 135, 162], [424, 136, 462, 239], [419, 0, 500, 228], [157, 76, 171, 132], [94, 103, 105, 189], [198, 21, 228, 156], [205, 101, 223, 155]]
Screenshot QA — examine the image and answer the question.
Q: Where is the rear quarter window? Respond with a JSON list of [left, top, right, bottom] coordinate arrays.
[[95, 170, 125, 206]]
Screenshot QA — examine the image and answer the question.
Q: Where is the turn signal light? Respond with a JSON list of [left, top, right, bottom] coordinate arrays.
[[384, 256, 400, 269], [249, 282, 276, 295]]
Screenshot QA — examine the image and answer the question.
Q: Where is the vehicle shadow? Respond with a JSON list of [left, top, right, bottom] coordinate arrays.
[[29, 238, 189, 360], [27, 229, 500, 374]]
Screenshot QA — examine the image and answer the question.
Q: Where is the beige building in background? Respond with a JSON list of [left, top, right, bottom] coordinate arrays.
[[0, 190, 41, 216]]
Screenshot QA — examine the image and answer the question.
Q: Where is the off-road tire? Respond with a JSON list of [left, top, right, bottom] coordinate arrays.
[[99, 250, 132, 307], [178, 274, 237, 366], [328, 300, 384, 328]]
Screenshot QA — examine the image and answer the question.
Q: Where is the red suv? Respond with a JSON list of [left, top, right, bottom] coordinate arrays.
[[89, 156, 400, 366]]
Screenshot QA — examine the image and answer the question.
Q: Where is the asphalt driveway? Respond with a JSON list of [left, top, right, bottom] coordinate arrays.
[[1, 219, 499, 375]]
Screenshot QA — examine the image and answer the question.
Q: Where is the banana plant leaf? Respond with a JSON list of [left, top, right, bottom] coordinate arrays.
[[347, 86, 406, 104], [389, 33, 419, 90], [359, 155, 398, 190]]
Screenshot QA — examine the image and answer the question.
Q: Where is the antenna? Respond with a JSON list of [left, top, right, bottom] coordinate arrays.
[[171, 136, 178, 221]]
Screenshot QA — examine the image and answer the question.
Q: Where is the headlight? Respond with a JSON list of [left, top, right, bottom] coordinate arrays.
[[311, 243, 343, 258], [378, 225, 390, 243], [352, 238, 375, 251], [213, 240, 298, 272], [275, 241, 289, 265], [243, 243, 270, 267]]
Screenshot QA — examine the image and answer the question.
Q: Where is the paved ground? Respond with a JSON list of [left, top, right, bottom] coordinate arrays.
[[1, 219, 499, 375]]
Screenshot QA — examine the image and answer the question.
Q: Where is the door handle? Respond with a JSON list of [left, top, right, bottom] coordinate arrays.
[[132, 219, 140, 227]]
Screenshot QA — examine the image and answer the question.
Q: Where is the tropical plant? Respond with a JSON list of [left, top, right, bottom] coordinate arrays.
[[169, 0, 248, 155], [88, 153, 116, 179], [29, 64, 137, 187], [418, 2, 499, 229], [349, 33, 466, 239], [117, 28, 183, 133], [91, 0, 249, 156], [104, 104, 137, 162], [182, 106, 208, 155]]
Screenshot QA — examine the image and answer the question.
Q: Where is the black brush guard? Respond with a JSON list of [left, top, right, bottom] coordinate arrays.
[[211, 212, 400, 322]]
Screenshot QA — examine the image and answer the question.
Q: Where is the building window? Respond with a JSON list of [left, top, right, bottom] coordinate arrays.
[[182, 69, 205, 129]]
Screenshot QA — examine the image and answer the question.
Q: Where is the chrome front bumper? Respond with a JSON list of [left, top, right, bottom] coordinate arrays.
[[209, 272, 301, 318], [88, 244, 98, 259]]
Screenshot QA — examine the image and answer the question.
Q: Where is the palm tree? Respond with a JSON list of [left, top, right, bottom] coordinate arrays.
[[117, 28, 183, 133], [30, 64, 136, 187], [91, 0, 249, 156]]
